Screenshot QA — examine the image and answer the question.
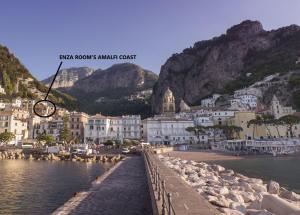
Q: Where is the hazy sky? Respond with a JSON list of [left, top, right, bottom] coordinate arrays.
[[1, 0, 300, 80]]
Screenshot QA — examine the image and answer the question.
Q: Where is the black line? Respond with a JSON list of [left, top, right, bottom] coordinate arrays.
[[44, 61, 63, 100]]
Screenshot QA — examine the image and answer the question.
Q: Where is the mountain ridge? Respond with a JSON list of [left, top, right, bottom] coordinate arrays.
[[152, 20, 300, 114]]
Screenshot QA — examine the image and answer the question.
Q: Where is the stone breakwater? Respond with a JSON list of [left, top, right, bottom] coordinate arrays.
[[0, 150, 123, 163], [158, 155, 300, 215]]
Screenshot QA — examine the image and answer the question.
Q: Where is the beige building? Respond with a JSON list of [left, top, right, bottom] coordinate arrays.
[[228, 111, 300, 139], [270, 95, 296, 119], [162, 88, 175, 115], [69, 112, 89, 141], [228, 111, 266, 140]]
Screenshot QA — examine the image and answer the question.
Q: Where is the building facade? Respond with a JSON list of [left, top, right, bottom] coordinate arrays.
[[142, 117, 197, 145]]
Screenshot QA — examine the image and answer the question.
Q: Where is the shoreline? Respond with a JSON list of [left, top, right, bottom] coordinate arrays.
[[0, 150, 123, 163], [164, 150, 300, 162]]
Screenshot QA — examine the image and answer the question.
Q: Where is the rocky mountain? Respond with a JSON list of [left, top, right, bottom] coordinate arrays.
[[152, 20, 300, 114], [0, 45, 77, 109], [42, 67, 94, 89], [61, 63, 158, 117]]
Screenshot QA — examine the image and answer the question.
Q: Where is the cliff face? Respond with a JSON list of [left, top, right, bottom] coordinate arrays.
[[42, 67, 94, 89], [61, 63, 158, 117], [152, 20, 300, 114], [72, 63, 157, 92]]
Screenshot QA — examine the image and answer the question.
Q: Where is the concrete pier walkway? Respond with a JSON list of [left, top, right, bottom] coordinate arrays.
[[146, 151, 220, 215], [53, 156, 152, 215]]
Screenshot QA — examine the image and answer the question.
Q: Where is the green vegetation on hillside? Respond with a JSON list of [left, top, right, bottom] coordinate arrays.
[[0, 44, 78, 110], [224, 31, 300, 94]]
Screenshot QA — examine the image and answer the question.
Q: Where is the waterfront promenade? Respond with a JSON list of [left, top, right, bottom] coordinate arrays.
[[53, 156, 152, 215]]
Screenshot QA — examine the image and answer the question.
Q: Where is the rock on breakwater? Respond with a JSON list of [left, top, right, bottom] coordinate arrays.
[[158, 155, 300, 215]]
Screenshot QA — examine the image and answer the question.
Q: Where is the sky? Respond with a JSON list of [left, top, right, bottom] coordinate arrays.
[[1, 0, 300, 80]]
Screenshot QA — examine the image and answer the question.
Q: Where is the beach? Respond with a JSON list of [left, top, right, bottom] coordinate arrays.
[[163, 150, 243, 162]]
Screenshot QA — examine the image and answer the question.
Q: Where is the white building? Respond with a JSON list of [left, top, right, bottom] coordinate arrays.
[[12, 98, 22, 107], [84, 114, 141, 144], [201, 94, 221, 108], [212, 111, 235, 125], [230, 94, 258, 110], [234, 88, 262, 98], [0, 110, 28, 145], [142, 116, 199, 145], [34, 119, 64, 141], [0, 85, 5, 94], [270, 95, 296, 119], [194, 116, 214, 127]]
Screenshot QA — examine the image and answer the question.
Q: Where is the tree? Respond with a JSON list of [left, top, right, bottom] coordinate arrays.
[[186, 125, 207, 144], [104, 140, 115, 146], [59, 116, 71, 144], [0, 131, 16, 145], [207, 125, 243, 140], [222, 125, 243, 140], [278, 115, 300, 137], [247, 115, 263, 139], [37, 133, 55, 146]]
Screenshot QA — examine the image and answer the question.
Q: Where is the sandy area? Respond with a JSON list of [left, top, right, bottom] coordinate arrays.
[[163, 150, 243, 162]]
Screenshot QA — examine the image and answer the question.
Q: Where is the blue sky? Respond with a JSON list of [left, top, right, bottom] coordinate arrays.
[[1, 0, 300, 80]]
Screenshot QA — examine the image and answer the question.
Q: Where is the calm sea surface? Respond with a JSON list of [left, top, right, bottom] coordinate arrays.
[[0, 160, 113, 215], [211, 156, 300, 193]]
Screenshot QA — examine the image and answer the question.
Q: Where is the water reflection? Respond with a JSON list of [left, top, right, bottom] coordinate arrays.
[[211, 157, 300, 193], [0, 160, 112, 215]]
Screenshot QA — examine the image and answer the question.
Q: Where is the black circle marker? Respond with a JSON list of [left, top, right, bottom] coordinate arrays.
[[33, 99, 57, 118]]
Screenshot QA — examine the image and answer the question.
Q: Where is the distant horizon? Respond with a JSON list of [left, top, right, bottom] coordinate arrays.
[[1, 0, 300, 80]]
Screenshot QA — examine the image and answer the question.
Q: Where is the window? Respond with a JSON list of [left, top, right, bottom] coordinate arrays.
[[90, 125, 94, 130]]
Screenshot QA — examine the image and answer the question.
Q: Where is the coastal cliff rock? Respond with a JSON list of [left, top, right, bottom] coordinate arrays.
[[42, 67, 94, 89], [61, 63, 158, 117], [152, 20, 300, 114], [72, 63, 157, 93]]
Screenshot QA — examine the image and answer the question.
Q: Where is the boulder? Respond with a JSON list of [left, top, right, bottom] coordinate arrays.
[[240, 191, 257, 203], [245, 178, 263, 185], [261, 194, 300, 215], [209, 196, 230, 208], [212, 164, 226, 172], [219, 187, 230, 195], [187, 173, 199, 183], [280, 189, 300, 201], [246, 209, 273, 215], [247, 200, 262, 210], [219, 208, 244, 215], [230, 202, 247, 213], [267, 181, 280, 194], [238, 181, 254, 192], [251, 184, 267, 193], [226, 191, 245, 204]]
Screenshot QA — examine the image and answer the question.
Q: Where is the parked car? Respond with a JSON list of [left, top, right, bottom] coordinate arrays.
[[122, 148, 130, 154]]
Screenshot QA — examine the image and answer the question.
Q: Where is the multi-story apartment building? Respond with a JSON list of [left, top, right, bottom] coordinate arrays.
[[142, 116, 200, 145], [212, 110, 235, 125], [0, 110, 28, 145], [84, 114, 141, 144], [69, 112, 89, 141], [34, 119, 64, 141]]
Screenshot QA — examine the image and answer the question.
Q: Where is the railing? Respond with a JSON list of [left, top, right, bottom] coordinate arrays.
[[144, 149, 176, 215]]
